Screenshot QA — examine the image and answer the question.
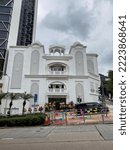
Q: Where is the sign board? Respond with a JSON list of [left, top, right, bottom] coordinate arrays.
[[34, 94, 38, 103]]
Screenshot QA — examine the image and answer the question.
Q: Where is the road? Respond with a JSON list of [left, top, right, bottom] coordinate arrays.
[[0, 124, 113, 150]]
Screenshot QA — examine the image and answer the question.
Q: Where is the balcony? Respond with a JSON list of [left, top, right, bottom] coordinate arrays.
[[49, 71, 67, 75], [48, 62, 68, 76], [48, 88, 67, 93]]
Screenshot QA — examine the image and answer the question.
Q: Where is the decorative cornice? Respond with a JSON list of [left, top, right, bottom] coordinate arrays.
[[88, 72, 100, 78], [10, 45, 29, 49], [42, 55, 72, 60], [47, 92, 69, 96], [25, 74, 99, 80], [25, 75, 69, 79], [89, 93, 99, 96], [87, 53, 98, 57]]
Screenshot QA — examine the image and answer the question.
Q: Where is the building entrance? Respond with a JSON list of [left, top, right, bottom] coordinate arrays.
[[48, 98, 66, 104], [48, 96, 66, 110]]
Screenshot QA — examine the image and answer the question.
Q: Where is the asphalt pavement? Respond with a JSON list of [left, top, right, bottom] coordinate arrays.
[[0, 124, 113, 150]]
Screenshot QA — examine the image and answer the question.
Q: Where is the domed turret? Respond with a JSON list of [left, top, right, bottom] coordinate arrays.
[[69, 41, 87, 54], [49, 45, 65, 56]]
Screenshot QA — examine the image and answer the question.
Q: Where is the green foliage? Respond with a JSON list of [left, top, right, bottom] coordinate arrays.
[[0, 113, 45, 127], [7, 93, 20, 116], [8, 93, 20, 100], [20, 92, 33, 115], [20, 92, 33, 101], [104, 70, 113, 97]]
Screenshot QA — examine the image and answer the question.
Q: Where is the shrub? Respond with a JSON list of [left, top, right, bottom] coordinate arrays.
[[39, 106, 43, 112], [0, 113, 45, 127], [28, 107, 32, 113]]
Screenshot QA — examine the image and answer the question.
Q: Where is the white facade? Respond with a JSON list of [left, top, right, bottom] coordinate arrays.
[[1, 41, 100, 115]]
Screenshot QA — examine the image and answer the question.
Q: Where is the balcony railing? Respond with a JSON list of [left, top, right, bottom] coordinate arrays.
[[48, 88, 67, 93], [49, 71, 67, 75]]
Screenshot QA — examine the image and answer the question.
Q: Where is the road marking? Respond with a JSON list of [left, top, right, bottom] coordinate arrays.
[[1, 138, 14, 140]]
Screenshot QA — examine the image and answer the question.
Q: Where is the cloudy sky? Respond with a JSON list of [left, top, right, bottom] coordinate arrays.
[[36, 0, 113, 75]]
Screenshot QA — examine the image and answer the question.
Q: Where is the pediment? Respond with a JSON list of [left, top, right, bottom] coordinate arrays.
[[72, 42, 86, 48]]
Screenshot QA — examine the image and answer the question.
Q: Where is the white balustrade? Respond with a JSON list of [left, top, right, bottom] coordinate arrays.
[[50, 71, 66, 75], [49, 88, 66, 93]]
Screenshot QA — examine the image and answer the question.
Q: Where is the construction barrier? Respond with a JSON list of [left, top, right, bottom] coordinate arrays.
[[44, 114, 51, 126], [45, 110, 113, 126]]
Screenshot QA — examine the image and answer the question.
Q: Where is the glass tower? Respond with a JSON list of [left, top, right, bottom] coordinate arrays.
[[17, 0, 36, 46], [0, 0, 14, 78]]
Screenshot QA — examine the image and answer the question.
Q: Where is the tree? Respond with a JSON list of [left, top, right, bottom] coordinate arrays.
[[104, 70, 113, 98], [8, 93, 20, 116], [0, 92, 8, 115], [20, 92, 33, 115]]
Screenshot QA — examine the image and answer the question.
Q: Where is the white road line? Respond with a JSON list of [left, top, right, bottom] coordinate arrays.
[[1, 138, 14, 140]]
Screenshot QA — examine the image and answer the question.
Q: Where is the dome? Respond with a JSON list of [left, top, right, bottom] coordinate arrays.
[[49, 45, 65, 50], [69, 42, 87, 54], [73, 41, 83, 47], [49, 45, 65, 55], [31, 41, 42, 46]]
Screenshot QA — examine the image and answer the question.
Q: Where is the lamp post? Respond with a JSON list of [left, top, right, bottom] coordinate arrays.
[[4, 74, 10, 115]]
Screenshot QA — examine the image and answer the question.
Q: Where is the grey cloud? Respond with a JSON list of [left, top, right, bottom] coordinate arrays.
[[101, 50, 113, 66], [39, 1, 94, 40], [36, 0, 113, 75]]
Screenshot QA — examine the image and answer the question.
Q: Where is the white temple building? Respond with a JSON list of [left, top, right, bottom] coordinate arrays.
[[1, 41, 100, 114]]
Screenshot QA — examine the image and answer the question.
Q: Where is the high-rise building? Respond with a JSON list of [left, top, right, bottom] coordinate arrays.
[[0, 0, 38, 78], [17, 0, 37, 46], [0, 0, 14, 78]]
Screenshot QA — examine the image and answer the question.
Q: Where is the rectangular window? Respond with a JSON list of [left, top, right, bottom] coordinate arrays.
[[0, 14, 10, 21], [0, 30, 8, 38], [0, 6, 12, 13]]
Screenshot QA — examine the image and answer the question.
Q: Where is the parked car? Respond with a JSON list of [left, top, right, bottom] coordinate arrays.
[[75, 102, 109, 114]]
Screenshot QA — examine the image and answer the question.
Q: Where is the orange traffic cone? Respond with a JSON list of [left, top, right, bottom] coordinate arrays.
[[44, 114, 50, 126]]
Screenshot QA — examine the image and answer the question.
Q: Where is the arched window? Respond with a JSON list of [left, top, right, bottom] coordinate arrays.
[[75, 51, 84, 75], [30, 50, 40, 75], [87, 60, 95, 74], [76, 83, 84, 102], [11, 53, 24, 89]]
